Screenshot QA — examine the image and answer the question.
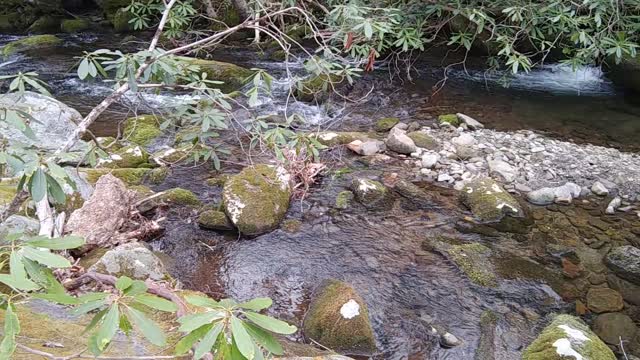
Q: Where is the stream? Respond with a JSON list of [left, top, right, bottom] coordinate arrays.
[[3, 32, 640, 359]]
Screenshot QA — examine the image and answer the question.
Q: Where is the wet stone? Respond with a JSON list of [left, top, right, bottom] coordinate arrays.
[[593, 312, 638, 345], [586, 287, 624, 313]]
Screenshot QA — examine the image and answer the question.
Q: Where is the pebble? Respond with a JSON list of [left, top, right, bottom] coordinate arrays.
[[437, 173, 454, 183], [606, 197, 622, 214], [421, 153, 439, 169], [440, 332, 463, 348], [591, 181, 609, 196]]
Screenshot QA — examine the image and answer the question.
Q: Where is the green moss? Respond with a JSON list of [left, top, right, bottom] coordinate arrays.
[[438, 114, 460, 127], [147, 167, 169, 184], [522, 314, 615, 360], [461, 177, 523, 223], [60, 18, 89, 33], [99, 145, 150, 169], [163, 188, 200, 206], [448, 243, 497, 287], [123, 115, 162, 146], [407, 131, 439, 150], [28, 15, 60, 33], [206, 174, 231, 187], [2, 35, 62, 57], [0, 184, 17, 207], [335, 190, 354, 209], [314, 131, 375, 146], [198, 210, 234, 230], [82, 168, 151, 186], [375, 117, 399, 132], [281, 219, 302, 233], [53, 192, 85, 214], [303, 279, 376, 354], [178, 57, 255, 93], [296, 73, 342, 102], [222, 165, 291, 236], [351, 178, 388, 208]]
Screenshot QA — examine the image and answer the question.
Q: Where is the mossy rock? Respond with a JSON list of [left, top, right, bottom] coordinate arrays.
[[296, 73, 342, 102], [0, 183, 17, 210], [53, 191, 85, 214], [81, 167, 167, 186], [522, 314, 615, 360], [28, 15, 61, 33], [112, 7, 133, 32], [374, 117, 399, 132], [178, 57, 255, 93], [606, 55, 640, 94], [95, 0, 131, 19], [314, 132, 374, 146], [350, 178, 389, 209], [2, 35, 62, 57], [407, 131, 439, 150], [281, 219, 302, 233], [0, 11, 37, 33], [99, 145, 150, 169], [60, 18, 89, 32], [161, 188, 201, 206], [427, 239, 497, 287], [438, 114, 460, 127], [461, 177, 524, 223], [222, 164, 291, 236], [335, 190, 354, 209], [206, 174, 231, 187], [303, 279, 376, 355], [152, 144, 206, 165], [198, 210, 234, 231], [123, 115, 162, 146]]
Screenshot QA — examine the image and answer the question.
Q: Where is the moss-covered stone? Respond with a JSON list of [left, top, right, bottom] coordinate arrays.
[[448, 243, 497, 287], [607, 55, 640, 94], [112, 7, 133, 32], [375, 117, 399, 132], [222, 164, 291, 236], [147, 167, 169, 184], [335, 190, 354, 209], [407, 131, 439, 150], [296, 73, 342, 102], [162, 188, 201, 206], [99, 145, 150, 169], [303, 279, 376, 355], [350, 178, 388, 208], [27, 15, 61, 33], [123, 115, 162, 146], [197, 210, 234, 231], [281, 219, 302, 233], [206, 174, 231, 187], [461, 177, 524, 223], [2, 35, 62, 57], [522, 314, 615, 360], [96, 0, 131, 19], [60, 18, 89, 32], [82, 168, 153, 186], [314, 132, 374, 146], [438, 114, 460, 127], [179, 57, 255, 93]]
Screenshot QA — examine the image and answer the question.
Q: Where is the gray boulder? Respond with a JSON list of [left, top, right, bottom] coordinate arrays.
[[526, 182, 581, 205], [0, 92, 88, 154], [0, 215, 39, 240], [488, 160, 517, 183], [385, 128, 416, 154], [89, 242, 167, 281], [605, 245, 640, 285], [456, 113, 484, 130]]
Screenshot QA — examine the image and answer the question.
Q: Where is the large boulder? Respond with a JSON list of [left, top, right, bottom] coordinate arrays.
[[97, 145, 150, 169], [0, 92, 88, 154], [0, 215, 39, 240], [605, 245, 640, 285], [385, 128, 416, 154], [2, 35, 62, 57], [593, 312, 638, 345], [461, 177, 524, 223], [123, 115, 162, 147], [222, 165, 291, 236], [303, 279, 376, 355], [179, 57, 254, 93], [522, 314, 615, 360], [89, 242, 167, 280], [65, 174, 134, 250]]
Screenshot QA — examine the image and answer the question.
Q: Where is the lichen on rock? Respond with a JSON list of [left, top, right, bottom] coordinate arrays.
[[350, 178, 389, 208], [89, 242, 168, 280], [60, 18, 89, 33], [461, 177, 524, 223], [303, 279, 376, 355], [335, 190, 354, 209], [315, 132, 374, 146], [522, 314, 615, 360], [438, 114, 461, 127], [178, 57, 255, 93], [222, 164, 291, 235]]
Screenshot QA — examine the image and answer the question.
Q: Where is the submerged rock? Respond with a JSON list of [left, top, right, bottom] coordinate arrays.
[[522, 314, 615, 360], [89, 242, 168, 280], [592, 312, 638, 345], [426, 238, 497, 287], [303, 279, 376, 355], [0, 91, 88, 155], [180, 57, 254, 93], [197, 210, 234, 231], [66, 174, 134, 251], [586, 287, 624, 313], [222, 164, 291, 235], [461, 177, 523, 223], [350, 178, 389, 208], [335, 190, 354, 209], [526, 182, 581, 205], [605, 245, 640, 285], [2, 35, 62, 57]]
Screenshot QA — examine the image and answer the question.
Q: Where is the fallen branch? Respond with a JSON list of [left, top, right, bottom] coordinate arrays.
[[16, 343, 181, 360]]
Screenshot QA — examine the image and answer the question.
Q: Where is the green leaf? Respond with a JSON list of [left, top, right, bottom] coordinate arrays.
[[0, 274, 39, 291], [45, 173, 66, 204], [83, 308, 108, 335], [238, 297, 272, 311], [125, 306, 166, 346], [33, 292, 79, 305], [119, 313, 133, 335], [177, 311, 224, 333], [175, 324, 212, 355], [245, 311, 297, 334], [133, 294, 178, 312], [79, 58, 90, 79], [29, 168, 47, 202], [243, 322, 283, 355], [231, 316, 254, 359], [123, 280, 147, 296], [184, 294, 220, 308], [193, 321, 223, 360], [0, 305, 19, 359], [74, 298, 109, 316], [95, 304, 120, 352], [115, 276, 133, 292], [26, 235, 85, 250], [21, 246, 71, 268]]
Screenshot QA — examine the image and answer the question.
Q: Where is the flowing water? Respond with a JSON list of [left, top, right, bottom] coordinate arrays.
[[3, 32, 640, 359]]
